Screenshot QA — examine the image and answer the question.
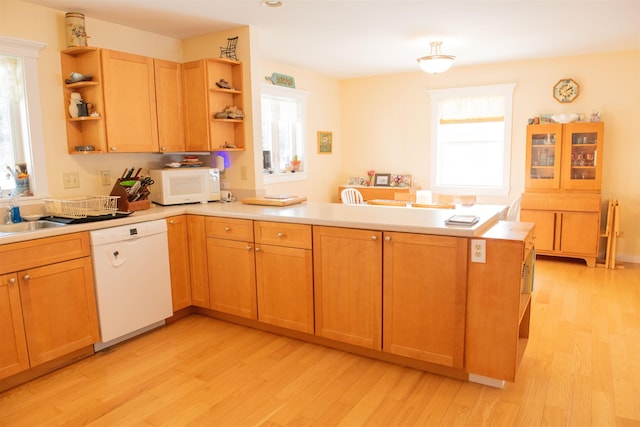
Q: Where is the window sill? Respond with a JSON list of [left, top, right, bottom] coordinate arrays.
[[263, 171, 307, 184]]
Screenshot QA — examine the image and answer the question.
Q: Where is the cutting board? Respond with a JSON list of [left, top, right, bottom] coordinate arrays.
[[241, 195, 307, 206]]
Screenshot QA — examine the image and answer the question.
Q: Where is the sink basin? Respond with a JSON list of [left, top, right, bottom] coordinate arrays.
[[0, 220, 67, 234]]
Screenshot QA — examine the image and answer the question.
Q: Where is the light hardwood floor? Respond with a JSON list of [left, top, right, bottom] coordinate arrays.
[[1, 258, 639, 426]]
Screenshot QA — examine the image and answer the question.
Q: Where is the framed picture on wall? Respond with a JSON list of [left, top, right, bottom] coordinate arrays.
[[317, 131, 332, 154], [374, 173, 391, 186]]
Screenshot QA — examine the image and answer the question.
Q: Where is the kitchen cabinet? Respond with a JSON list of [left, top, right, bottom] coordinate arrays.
[[60, 47, 107, 153], [167, 215, 191, 311], [313, 226, 382, 350], [101, 49, 159, 153], [183, 58, 245, 152], [155, 59, 186, 152], [0, 233, 99, 373], [254, 221, 314, 334], [520, 193, 600, 266], [382, 232, 467, 369], [205, 217, 256, 319], [0, 273, 29, 379], [466, 221, 535, 382], [187, 215, 209, 308], [522, 122, 604, 266], [525, 122, 604, 191]]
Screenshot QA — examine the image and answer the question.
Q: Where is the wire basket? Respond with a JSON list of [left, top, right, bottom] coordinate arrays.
[[44, 196, 119, 218]]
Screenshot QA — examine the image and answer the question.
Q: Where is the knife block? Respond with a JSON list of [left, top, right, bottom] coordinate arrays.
[[109, 178, 151, 212]]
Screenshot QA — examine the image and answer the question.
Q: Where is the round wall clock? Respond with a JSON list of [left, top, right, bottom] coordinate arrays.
[[553, 78, 579, 103]]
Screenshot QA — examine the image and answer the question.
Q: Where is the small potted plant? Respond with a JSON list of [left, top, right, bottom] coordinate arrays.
[[290, 155, 301, 172]]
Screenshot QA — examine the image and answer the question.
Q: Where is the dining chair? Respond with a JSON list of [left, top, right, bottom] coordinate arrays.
[[340, 188, 364, 204]]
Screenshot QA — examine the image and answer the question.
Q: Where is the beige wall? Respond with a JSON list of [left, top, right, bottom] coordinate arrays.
[[340, 50, 640, 262]]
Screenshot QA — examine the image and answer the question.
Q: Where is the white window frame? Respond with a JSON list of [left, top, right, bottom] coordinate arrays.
[[428, 83, 515, 197], [0, 36, 48, 200], [260, 83, 308, 184]]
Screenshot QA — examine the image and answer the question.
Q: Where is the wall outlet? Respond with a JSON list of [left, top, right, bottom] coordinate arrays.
[[63, 172, 80, 189], [471, 239, 486, 263], [100, 170, 111, 186]]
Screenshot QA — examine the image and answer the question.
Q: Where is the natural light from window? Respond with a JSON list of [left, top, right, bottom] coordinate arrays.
[[260, 83, 308, 184], [428, 83, 515, 197]]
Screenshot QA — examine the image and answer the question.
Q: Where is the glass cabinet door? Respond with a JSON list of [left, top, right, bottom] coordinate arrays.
[[561, 122, 604, 190], [525, 124, 562, 190]]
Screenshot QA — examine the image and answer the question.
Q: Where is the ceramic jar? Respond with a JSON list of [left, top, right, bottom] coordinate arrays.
[[65, 12, 87, 47]]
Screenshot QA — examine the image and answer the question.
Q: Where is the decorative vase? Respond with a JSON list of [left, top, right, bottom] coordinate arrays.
[[65, 12, 87, 47]]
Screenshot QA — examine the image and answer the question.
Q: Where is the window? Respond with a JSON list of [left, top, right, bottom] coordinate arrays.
[[260, 83, 308, 183], [428, 83, 515, 196], [0, 36, 48, 200]]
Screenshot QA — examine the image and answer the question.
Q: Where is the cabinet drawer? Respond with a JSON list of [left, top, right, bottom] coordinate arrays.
[[0, 232, 90, 275], [205, 217, 253, 241], [521, 192, 600, 212], [254, 221, 312, 249]]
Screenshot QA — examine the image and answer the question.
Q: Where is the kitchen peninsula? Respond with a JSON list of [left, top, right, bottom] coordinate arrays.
[[1, 201, 533, 389]]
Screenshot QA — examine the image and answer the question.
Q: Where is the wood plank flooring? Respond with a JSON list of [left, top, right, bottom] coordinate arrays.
[[1, 258, 639, 426]]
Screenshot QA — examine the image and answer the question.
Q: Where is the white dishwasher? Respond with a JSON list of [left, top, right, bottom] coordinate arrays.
[[90, 219, 172, 351]]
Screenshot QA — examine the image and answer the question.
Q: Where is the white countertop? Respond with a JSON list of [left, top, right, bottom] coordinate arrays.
[[0, 201, 508, 245]]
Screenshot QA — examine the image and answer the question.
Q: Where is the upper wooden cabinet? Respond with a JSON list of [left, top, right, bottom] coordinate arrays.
[[61, 48, 187, 153], [102, 49, 159, 153], [183, 58, 245, 152], [525, 122, 604, 192]]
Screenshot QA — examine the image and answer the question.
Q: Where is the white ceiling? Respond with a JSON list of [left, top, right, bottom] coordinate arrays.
[[21, 0, 640, 79]]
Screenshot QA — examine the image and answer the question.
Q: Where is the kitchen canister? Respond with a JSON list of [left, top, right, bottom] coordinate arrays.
[[65, 12, 88, 47]]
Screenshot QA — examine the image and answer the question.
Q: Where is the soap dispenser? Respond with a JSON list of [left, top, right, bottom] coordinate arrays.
[[9, 193, 22, 223]]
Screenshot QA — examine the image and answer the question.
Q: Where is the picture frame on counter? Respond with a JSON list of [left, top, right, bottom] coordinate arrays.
[[374, 173, 391, 186], [317, 131, 333, 154]]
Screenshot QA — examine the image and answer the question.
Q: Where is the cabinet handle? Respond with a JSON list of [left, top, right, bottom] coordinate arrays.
[[224, 226, 231, 232], [8, 277, 16, 284], [23, 274, 31, 281], [277, 232, 285, 238], [169, 219, 175, 225], [255, 247, 261, 252], [246, 245, 252, 251], [385, 236, 391, 242], [371, 235, 378, 241], [110, 147, 117, 151], [161, 146, 167, 151]]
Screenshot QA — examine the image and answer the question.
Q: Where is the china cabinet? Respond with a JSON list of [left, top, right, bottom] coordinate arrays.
[[183, 58, 245, 152], [521, 122, 604, 266]]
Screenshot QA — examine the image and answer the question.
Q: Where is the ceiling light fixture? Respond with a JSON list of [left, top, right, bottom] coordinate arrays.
[[417, 41, 455, 74], [261, 0, 283, 7]]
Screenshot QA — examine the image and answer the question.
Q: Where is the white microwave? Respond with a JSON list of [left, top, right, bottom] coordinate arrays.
[[149, 167, 220, 205]]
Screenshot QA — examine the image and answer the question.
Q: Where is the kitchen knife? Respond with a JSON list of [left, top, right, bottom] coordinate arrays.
[[124, 167, 134, 179]]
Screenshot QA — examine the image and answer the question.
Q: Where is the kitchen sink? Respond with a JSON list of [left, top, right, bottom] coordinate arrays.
[[0, 220, 67, 234]]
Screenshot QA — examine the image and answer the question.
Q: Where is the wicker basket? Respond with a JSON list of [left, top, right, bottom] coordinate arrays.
[[44, 195, 119, 218]]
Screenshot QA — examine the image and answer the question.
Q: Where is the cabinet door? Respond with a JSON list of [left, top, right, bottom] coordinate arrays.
[[187, 215, 209, 308], [0, 273, 29, 379], [383, 232, 467, 368], [19, 258, 99, 366], [167, 215, 191, 311], [207, 238, 257, 319], [525, 124, 562, 190], [182, 59, 210, 151], [255, 244, 314, 333], [313, 226, 382, 350], [520, 209, 556, 252], [102, 49, 159, 152], [155, 59, 185, 152], [560, 122, 604, 191], [559, 212, 600, 256]]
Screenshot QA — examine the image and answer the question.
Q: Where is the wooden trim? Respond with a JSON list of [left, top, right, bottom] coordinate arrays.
[[440, 116, 504, 124]]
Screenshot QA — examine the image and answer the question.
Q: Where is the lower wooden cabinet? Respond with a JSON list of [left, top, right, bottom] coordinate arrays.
[[254, 222, 314, 334], [206, 217, 257, 319], [167, 215, 192, 311], [0, 233, 99, 378], [19, 257, 99, 366], [0, 273, 29, 379], [382, 232, 467, 369], [187, 215, 209, 308], [520, 192, 600, 266], [313, 226, 382, 350]]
